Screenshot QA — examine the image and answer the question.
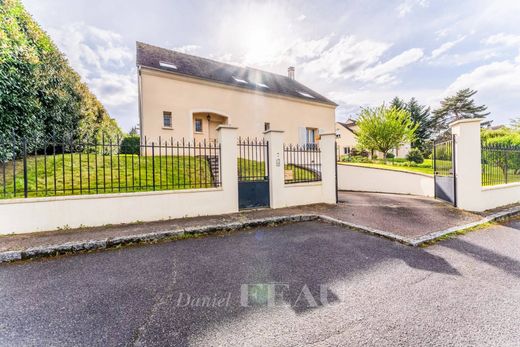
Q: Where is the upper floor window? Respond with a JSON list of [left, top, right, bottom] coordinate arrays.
[[163, 112, 172, 128], [264, 122, 270, 131], [194, 118, 203, 133]]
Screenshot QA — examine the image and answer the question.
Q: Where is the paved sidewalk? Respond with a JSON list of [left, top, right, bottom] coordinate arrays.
[[0, 192, 517, 260]]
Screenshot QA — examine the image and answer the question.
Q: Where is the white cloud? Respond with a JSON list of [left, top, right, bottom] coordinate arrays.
[[430, 36, 465, 59], [357, 48, 424, 84], [48, 23, 136, 129], [396, 0, 429, 17], [297, 14, 306, 21], [443, 54, 520, 121], [483, 33, 520, 47], [303, 35, 391, 80], [446, 56, 520, 96]]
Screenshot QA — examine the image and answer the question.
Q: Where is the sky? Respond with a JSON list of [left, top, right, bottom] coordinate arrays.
[[23, 0, 520, 131]]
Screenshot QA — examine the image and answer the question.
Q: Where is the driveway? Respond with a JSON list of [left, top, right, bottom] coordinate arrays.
[[337, 191, 482, 237], [0, 218, 519, 346]]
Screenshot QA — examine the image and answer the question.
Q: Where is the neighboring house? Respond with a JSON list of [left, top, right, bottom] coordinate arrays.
[[136, 42, 337, 146], [336, 120, 411, 158]]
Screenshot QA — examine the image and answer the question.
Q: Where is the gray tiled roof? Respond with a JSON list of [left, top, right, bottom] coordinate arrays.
[[136, 42, 337, 106]]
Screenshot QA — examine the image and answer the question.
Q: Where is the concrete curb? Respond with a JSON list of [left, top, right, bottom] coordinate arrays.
[[0, 207, 518, 264], [0, 214, 318, 264], [408, 205, 520, 246]]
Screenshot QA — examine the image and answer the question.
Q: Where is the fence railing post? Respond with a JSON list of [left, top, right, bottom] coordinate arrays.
[[23, 138, 28, 198], [151, 142, 155, 191]]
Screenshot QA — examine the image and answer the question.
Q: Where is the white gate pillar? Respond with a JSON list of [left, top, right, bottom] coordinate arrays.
[[319, 132, 339, 204], [217, 125, 239, 211], [450, 118, 483, 211], [263, 130, 285, 209]]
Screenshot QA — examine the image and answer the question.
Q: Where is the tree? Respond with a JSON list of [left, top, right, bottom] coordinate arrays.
[[356, 105, 418, 160], [511, 117, 520, 130], [391, 97, 433, 152], [0, 0, 121, 148], [432, 88, 489, 137]]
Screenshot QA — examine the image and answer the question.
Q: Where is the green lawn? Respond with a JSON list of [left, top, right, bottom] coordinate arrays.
[[0, 153, 215, 199], [338, 161, 434, 175], [0, 155, 320, 199], [237, 158, 320, 183]]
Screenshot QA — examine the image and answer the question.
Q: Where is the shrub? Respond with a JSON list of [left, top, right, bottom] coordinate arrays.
[[407, 149, 424, 164], [120, 135, 140, 155], [385, 152, 395, 159]]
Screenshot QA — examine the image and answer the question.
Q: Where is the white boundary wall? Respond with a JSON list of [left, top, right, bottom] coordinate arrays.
[[0, 126, 338, 235], [264, 130, 337, 208], [337, 163, 434, 197], [0, 126, 239, 235], [452, 119, 520, 212]]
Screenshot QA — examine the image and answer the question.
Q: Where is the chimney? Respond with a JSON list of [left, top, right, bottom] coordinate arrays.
[[288, 66, 295, 80]]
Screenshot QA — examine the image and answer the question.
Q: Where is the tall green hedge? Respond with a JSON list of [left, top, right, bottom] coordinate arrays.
[[0, 0, 121, 146]]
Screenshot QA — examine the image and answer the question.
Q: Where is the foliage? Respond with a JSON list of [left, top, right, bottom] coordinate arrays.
[[120, 135, 140, 155], [406, 148, 424, 164], [0, 0, 121, 148], [481, 127, 520, 182], [356, 105, 418, 159], [432, 89, 489, 137], [385, 152, 395, 159], [391, 97, 433, 153]]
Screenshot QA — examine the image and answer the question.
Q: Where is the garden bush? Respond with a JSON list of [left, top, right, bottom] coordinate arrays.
[[385, 153, 395, 159], [120, 135, 140, 155], [406, 149, 424, 164]]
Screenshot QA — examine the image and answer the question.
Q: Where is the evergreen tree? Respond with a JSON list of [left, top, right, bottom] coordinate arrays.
[[432, 89, 489, 136], [390, 97, 433, 152]]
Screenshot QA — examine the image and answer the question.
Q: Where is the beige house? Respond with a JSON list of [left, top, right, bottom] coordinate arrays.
[[136, 42, 337, 145], [336, 120, 411, 158]]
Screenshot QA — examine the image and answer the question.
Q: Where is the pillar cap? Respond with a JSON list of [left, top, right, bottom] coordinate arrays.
[[449, 118, 484, 128], [263, 130, 284, 134]]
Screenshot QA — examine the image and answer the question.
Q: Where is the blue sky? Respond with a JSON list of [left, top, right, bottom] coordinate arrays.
[[24, 0, 520, 131]]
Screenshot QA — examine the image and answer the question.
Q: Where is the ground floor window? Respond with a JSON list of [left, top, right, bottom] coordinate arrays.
[[264, 122, 270, 131], [194, 118, 203, 133], [163, 112, 172, 128], [344, 147, 350, 155]]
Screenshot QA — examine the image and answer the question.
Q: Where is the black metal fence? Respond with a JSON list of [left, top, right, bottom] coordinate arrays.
[[237, 137, 269, 181], [283, 144, 322, 184], [0, 135, 221, 199], [481, 143, 520, 186]]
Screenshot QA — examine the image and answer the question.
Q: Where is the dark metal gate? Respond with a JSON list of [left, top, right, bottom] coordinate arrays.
[[433, 135, 457, 206], [237, 138, 270, 209]]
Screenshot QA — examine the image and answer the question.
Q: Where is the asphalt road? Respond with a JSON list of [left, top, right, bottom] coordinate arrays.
[[1, 219, 519, 346]]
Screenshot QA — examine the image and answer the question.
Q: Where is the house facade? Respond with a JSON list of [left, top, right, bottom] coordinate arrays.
[[136, 42, 337, 146], [336, 120, 411, 158]]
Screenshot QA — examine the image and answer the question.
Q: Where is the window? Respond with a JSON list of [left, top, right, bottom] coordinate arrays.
[[344, 147, 350, 155], [264, 122, 270, 131], [232, 76, 248, 84], [159, 61, 177, 69], [306, 128, 317, 149], [297, 91, 315, 99], [194, 119, 203, 133], [163, 112, 172, 128]]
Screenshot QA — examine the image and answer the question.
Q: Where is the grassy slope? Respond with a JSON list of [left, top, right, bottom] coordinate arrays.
[[1, 156, 319, 199]]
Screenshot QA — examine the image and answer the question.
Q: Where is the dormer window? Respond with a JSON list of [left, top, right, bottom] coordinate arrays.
[[159, 61, 177, 69], [256, 82, 269, 88], [297, 91, 315, 98], [232, 76, 248, 84]]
